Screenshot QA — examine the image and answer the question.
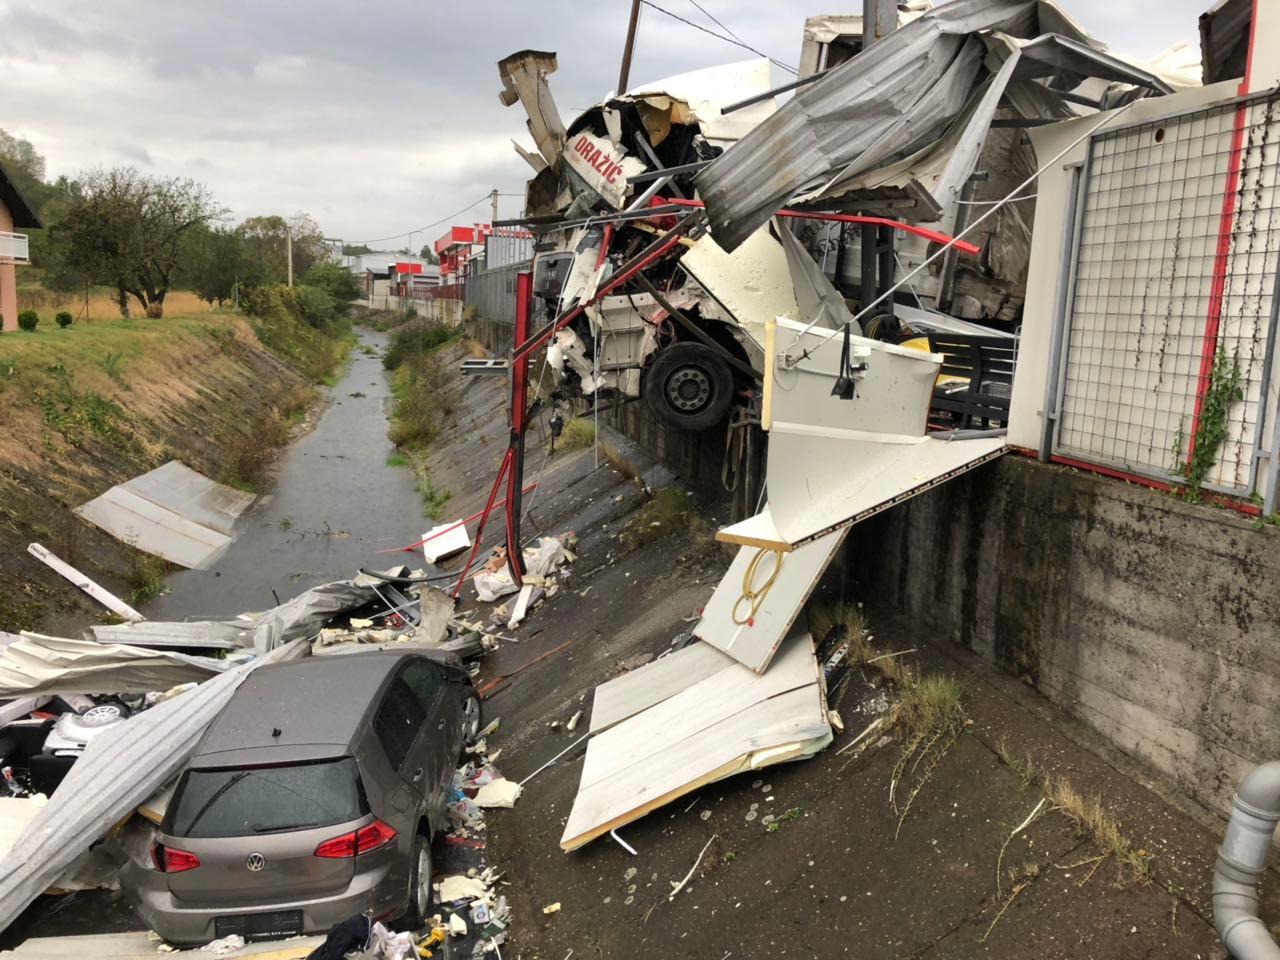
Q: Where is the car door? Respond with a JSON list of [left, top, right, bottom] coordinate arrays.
[[371, 673, 430, 827], [400, 659, 456, 825]]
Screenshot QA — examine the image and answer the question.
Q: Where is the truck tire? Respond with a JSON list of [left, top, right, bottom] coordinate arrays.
[[642, 341, 734, 432]]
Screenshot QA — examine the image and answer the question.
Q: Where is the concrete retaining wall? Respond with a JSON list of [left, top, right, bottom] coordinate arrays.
[[367, 294, 462, 325], [849, 454, 1280, 815]]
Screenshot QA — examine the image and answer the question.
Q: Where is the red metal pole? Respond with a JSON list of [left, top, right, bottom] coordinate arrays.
[[450, 448, 512, 600], [505, 270, 534, 585]]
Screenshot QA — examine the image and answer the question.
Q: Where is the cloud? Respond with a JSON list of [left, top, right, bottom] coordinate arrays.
[[0, 0, 1206, 243]]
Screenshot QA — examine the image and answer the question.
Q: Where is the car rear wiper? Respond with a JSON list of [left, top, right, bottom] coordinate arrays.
[[251, 821, 319, 833], [182, 770, 250, 835]]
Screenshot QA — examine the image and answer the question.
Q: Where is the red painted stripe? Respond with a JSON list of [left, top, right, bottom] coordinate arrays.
[[656, 197, 981, 256], [1187, 100, 1249, 460]]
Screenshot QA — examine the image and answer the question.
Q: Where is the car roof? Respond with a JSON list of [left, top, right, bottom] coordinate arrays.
[[192, 652, 415, 764]]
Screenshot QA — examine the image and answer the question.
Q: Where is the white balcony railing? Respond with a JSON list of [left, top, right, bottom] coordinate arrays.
[[0, 232, 30, 264]]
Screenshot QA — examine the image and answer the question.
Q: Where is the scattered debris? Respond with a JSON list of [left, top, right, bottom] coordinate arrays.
[[541, 902, 561, 915], [27, 542, 144, 623], [474, 779, 523, 809]]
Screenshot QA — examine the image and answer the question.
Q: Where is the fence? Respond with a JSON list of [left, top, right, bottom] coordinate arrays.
[[465, 260, 529, 326], [485, 232, 535, 269], [1050, 89, 1280, 506]]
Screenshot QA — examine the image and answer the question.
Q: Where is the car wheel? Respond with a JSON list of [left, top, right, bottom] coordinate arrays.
[[461, 693, 482, 746], [408, 833, 432, 926], [642, 341, 735, 432]]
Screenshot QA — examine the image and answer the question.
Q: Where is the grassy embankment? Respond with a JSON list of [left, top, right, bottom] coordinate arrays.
[[0, 287, 353, 628], [376, 317, 474, 519]]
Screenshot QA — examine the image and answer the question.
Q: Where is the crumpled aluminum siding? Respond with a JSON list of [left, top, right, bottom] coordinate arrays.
[[0, 633, 228, 698], [0, 639, 310, 934], [692, 0, 1155, 252]]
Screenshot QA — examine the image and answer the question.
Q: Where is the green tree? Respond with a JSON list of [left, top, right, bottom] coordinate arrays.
[[183, 224, 263, 306], [302, 260, 361, 303], [342, 243, 373, 256], [238, 212, 327, 283], [43, 167, 225, 318], [418, 245, 440, 265]]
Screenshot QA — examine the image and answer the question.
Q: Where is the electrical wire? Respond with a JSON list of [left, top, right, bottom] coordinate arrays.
[[640, 0, 797, 75], [346, 195, 493, 246], [687, 0, 752, 51]]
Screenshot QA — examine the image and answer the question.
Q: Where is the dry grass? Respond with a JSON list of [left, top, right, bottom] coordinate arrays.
[[888, 673, 968, 835], [621, 487, 709, 549], [993, 743, 1152, 885], [809, 601, 912, 687], [18, 288, 214, 322], [558, 418, 597, 452]]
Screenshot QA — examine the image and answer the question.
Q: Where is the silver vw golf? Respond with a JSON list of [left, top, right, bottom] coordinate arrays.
[[121, 651, 481, 945]]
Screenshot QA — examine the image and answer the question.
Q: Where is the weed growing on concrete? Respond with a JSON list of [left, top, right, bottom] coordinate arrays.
[[991, 747, 1153, 886], [764, 807, 802, 833], [558, 418, 597, 452], [995, 738, 1039, 788], [125, 550, 169, 605], [809, 602, 911, 687], [388, 349, 456, 448], [386, 452, 409, 468], [1042, 774, 1152, 884], [416, 471, 452, 521], [980, 862, 1040, 943], [621, 488, 708, 549], [890, 674, 967, 836]]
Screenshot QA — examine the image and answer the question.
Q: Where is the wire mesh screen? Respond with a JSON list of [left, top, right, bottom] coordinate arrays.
[[1056, 91, 1280, 494]]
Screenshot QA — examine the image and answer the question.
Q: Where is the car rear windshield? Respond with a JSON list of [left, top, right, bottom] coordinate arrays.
[[169, 757, 366, 839]]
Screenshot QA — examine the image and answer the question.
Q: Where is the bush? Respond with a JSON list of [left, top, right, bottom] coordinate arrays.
[[240, 283, 352, 382], [55, 311, 73, 329], [283, 284, 339, 332], [17, 310, 38, 332], [383, 321, 458, 370], [302, 261, 362, 304]]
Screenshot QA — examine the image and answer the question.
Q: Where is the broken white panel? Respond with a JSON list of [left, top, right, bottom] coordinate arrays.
[[27, 542, 143, 623], [681, 228, 799, 361], [762, 317, 1005, 547], [0, 795, 46, 866], [0, 633, 227, 698], [561, 631, 831, 851], [122, 460, 255, 536], [562, 130, 645, 209], [694, 525, 848, 673], [421, 521, 471, 564], [622, 58, 777, 145], [590, 642, 736, 734], [497, 50, 568, 167], [74, 462, 255, 569]]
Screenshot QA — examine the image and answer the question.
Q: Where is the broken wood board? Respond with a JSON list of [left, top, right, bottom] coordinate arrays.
[[0, 932, 323, 958], [590, 642, 735, 734], [27, 543, 143, 623], [694, 525, 849, 673], [74, 461, 255, 569], [561, 631, 831, 850], [714, 505, 792, 552]]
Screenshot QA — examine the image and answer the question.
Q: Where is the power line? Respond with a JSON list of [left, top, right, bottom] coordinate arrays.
[[639, 0, 797, 75], [687, 0, 750, 50], [347, 194, 492, 246]]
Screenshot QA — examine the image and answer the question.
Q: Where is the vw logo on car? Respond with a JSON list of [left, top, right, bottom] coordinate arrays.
[[244, 853, 266, 872]]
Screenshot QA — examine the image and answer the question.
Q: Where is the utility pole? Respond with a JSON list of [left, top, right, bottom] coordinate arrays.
[[617, 0, 641, 95], [286, 225, 294, 287], [490, 188, 500, 228]]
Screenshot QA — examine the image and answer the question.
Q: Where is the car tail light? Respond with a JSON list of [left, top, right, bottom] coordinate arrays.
[[314, 819, 398, 858], [153, 843, 200, 873]]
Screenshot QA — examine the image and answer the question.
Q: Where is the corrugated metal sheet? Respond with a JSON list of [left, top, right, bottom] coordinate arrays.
[[0, 634, 227, 698], [693, 0, 1171, 252], [0, 640, 310, 933]]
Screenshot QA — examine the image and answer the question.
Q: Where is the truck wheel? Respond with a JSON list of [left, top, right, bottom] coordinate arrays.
[[642, 342, 734, 432]]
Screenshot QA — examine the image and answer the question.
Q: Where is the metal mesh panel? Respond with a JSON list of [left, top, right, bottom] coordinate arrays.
[[1056, 92, 1280, 493], [465, 261, 530, 323]]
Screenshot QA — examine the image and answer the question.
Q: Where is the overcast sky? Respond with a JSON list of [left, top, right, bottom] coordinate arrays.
[[0, 0, 1208, 249]]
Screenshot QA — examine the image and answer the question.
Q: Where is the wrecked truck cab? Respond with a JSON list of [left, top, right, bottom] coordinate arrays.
[[506, 54, 785, 431]]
